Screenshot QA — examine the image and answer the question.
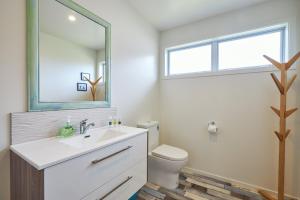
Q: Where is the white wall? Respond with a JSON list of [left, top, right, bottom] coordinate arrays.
[[40, 32, 97, 102], [0, 2, 26, 200], [160, 0, 300, 197], [0, 0, 159, 199]]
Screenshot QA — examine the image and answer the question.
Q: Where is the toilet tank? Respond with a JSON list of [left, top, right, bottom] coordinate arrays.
[[137, 121, 159, 152]]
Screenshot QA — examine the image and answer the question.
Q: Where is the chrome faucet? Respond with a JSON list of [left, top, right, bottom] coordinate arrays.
[[80, 119, 95, 134]]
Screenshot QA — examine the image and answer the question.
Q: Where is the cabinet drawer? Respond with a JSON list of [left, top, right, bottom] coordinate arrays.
[[44, 133, 147, 200], [82, 159, 147, 200]]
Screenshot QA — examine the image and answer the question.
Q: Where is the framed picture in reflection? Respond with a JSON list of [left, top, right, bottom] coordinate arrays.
[[77, 83, 87, 91], [81, 72, 90, 81]]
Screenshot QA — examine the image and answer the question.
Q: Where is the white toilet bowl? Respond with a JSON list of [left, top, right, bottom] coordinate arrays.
[[137, 121, 189, 190], [148, 144, 188, 189]]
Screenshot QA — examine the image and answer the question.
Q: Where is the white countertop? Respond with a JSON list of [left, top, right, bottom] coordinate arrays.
[[10, 126, 147, 170]]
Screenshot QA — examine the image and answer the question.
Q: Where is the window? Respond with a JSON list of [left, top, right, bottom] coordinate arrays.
[[165, 25, 286, 77], [219, 31, 282, 70], [97, 61, 105, 83], [168, 44, 211, 75]]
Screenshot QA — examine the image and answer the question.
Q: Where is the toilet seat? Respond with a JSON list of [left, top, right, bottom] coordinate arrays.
[[152, 144, 188, 161]]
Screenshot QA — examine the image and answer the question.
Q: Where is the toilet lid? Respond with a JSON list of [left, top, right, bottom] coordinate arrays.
[[152, 144, 188, 161]]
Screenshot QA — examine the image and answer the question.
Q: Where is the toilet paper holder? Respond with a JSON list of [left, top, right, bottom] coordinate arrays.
[[208, 121, 218, 133]]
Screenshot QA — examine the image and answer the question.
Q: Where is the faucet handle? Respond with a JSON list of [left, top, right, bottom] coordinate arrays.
[[80, 119, 88, 125]]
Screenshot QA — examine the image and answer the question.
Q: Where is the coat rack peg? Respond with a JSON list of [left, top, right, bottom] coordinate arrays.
[[286, 74, 297, 92], [259, 52, 299, 200], [270, 73, 284, 94], [263, 55, 283, 70], [274, 131, 283, 141], [286, 52, 300, 70], [285, 108, 298, 118], [285, 130, 291, 139], [270, 106, 280, 117], [259, 190, 277, 200]]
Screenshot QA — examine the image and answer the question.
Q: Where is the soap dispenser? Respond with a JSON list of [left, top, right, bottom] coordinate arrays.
[[58, 116, 75, 138]]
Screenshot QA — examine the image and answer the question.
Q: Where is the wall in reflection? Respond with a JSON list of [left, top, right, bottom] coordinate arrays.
[[39, 0, 106, 102], [40, 32, 104, 102]]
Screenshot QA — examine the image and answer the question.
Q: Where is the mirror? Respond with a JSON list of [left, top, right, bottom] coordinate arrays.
[[27, 0, 111, 111]]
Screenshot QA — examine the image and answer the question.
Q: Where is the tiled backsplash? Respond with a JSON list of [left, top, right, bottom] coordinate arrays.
[[11, 108, 117, 145]]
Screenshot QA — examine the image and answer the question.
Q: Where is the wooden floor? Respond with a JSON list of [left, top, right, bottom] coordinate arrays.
[[137, 169, 296, 200]]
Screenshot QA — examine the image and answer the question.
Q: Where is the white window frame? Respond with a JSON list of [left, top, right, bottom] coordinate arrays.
[[97, 61, 106, 84], [164, 24, 288, 79]]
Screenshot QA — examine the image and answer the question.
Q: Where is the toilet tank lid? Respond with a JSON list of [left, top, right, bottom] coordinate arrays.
[[152, 144, 188, 161], [137, 121, 159, 128]]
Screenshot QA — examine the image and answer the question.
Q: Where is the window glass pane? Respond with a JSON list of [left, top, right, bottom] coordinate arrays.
[[169, 44, 211, 75], [219, 31, 281, 70], [97, 62, 105, 83]]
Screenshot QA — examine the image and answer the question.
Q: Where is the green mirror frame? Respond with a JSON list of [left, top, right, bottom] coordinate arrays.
[[27, 0, 111, 111]]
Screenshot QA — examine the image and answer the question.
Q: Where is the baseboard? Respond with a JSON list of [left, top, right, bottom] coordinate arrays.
[[183, 166, 299, 200]]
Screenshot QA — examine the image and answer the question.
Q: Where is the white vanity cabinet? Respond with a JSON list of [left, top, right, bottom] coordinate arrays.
[[44, 133, 147, 200], [11, 130, 147, 200], [82, 160, 147, 200]]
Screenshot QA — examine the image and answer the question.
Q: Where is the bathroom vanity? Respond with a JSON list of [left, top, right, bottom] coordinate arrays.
[[10, 126, 147, 200], [11, 0, 147, 199]]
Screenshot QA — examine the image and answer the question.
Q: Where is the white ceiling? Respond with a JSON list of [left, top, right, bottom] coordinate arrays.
[[127, 0, 273, 30], [40, 0, 105, 50], [39, 0, 274, 46]]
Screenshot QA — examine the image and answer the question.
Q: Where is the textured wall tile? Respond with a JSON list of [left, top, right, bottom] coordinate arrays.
[[11, 108, 117, 144]]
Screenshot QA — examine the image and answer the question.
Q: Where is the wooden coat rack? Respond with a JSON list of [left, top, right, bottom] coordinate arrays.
[[259, 52, 300, 200], [85, 76, 102, 101]]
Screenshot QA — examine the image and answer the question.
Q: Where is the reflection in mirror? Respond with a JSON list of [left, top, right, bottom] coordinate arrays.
[[39, 0, 106, 102]]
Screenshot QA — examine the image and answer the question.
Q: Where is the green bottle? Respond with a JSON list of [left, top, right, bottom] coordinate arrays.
[[58, 116, 75, 138]]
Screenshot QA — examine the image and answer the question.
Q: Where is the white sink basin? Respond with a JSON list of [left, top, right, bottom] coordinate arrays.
[[59, 128, 128, 148], [10, 125, 147, 170]]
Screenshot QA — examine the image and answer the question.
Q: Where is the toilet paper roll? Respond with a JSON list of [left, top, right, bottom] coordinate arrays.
[[208, 122, 218, 134]]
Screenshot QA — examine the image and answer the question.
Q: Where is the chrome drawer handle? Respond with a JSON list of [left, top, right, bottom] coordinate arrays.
[[91, 146, 132, 165], [98, 176, 133, 200]]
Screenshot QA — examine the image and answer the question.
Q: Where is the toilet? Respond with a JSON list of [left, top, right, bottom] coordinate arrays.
[[137, 121, 188, 189]]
